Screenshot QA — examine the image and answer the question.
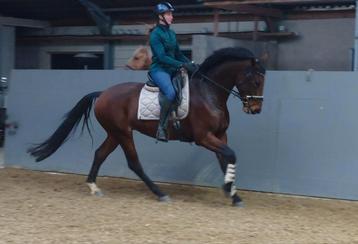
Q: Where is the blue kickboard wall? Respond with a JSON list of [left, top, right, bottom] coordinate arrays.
[[5, 69, 358, 200]]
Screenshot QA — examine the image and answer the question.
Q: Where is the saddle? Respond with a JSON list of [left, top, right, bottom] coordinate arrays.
[[137, 69, 190, 120]]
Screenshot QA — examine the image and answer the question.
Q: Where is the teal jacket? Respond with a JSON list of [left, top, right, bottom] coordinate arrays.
[[149, 24, 190, 76]]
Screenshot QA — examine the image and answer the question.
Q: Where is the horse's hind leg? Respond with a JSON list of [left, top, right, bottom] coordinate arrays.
[[86, 136, 118, 196], [117, 132, 169, 202]]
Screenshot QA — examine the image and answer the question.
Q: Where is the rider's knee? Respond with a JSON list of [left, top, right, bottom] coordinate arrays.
[[166, 90, 176, 102]]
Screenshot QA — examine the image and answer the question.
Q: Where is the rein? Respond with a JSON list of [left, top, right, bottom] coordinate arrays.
[[195, 71, 243, 99], [192, 69, 264, 102]]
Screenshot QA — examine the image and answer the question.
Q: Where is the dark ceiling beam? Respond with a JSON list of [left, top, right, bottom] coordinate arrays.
[[49, 8, 354, 26], [0, 16, 50, 28], [49, 13, 264, 26], [203, 0, 354, 4], [78, 0, 112, 35], [102, 4, 210, 13], [17, 31, 296, 43], [204, 2, 283, 17], [286, 9, 355, 19]]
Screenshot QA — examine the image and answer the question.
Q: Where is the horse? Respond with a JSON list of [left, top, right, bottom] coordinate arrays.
[[28, 47, 266, 207], [126, 45, 152, 70]]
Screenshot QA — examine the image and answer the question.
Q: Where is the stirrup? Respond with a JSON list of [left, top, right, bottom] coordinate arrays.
[[156, 128, 168, 142], [173, 120, 180, 131], [170, 111, 180, 131]]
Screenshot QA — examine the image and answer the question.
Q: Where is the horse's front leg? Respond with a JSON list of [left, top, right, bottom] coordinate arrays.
[[198, 132, 243, 207]]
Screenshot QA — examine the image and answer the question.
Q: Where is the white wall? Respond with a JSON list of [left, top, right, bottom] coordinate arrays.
[[16, 40, 192, 70], [192, 35, 278, 69], [16, 43, 104, 69], [277, 18, 354, 71]]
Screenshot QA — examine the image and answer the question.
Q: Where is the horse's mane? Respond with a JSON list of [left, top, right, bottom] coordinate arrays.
[[199, 47, 256, 73]]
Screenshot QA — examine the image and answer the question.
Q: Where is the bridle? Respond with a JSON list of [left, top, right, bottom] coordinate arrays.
[[192, 62, 265, 107], [239, 64, 265, 110]]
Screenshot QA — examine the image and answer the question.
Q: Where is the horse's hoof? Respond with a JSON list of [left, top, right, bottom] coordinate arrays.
[[232, 201, 244, 208], [232, 194, 243, 207], [159, 195, 171, 202], [223, 191, 230, 198], [94, 191, 104, 197], [222, 184, 231, 198]]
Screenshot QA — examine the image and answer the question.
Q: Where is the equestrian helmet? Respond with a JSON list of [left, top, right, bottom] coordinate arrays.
[[154, 2, 175, 14]]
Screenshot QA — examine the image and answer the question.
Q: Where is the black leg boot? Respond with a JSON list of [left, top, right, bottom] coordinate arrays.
[[157, 96, 173, 142]]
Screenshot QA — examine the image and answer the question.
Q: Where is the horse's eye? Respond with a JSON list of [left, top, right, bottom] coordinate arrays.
[[134, 57, 139, 60]]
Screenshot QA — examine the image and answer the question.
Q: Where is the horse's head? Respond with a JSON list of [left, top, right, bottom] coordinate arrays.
[[235, 59, 265, 114], [192, 47, 266, 114], [126, 46, 152, 70]]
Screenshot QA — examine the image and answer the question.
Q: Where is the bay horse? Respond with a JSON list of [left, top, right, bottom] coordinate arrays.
[[28, 47, 266, 207]]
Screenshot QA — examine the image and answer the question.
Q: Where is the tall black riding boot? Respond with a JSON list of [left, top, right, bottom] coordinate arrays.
[[157, 96, 173, 142]]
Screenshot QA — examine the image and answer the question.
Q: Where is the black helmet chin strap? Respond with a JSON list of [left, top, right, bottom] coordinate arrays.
[[159, 14, 170, 26]]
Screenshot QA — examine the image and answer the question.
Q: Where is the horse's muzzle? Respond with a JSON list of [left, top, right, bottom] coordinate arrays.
[[243, 107, 261, 114], [250, 107, 261, 114]]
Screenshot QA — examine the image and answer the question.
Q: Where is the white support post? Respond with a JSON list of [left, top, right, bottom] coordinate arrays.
[[0, 25, 15, 78]]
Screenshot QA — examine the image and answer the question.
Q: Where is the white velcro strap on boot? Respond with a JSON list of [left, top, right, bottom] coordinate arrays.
[[224, 163, 236, 184], [230, 184, 237, 197]]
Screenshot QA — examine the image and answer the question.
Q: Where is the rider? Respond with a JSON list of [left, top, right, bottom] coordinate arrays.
[[149, 1, 198, 142]]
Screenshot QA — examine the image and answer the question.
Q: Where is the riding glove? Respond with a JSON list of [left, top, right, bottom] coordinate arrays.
[[182, 62, 199, 73]]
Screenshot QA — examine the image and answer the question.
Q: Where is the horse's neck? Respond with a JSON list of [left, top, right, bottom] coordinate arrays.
[[194, 66, 236, 108]]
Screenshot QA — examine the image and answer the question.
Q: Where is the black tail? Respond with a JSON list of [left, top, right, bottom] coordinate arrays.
[[28, 91, 102, 162]]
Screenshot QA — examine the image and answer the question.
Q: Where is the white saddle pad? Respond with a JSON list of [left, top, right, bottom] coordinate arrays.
[[137, 71, 189, 120]]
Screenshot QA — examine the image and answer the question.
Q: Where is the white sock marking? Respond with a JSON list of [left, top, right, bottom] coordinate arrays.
[[87, 183, 101, 195]]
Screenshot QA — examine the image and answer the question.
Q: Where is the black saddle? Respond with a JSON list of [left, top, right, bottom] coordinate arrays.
[[146, 72, 157, 87]]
